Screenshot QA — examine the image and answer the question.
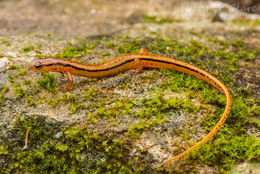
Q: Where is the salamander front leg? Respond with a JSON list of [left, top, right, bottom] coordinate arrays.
[[140, 47, 150, 54], [64, 71, 74, 92]]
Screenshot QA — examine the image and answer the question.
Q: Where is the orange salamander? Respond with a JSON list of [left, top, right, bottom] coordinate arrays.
[[30, 48, 232, 166]]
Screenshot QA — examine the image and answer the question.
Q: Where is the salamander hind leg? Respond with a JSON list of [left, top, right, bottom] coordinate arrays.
[[71, 58, 78, 63], [140, 48, 150, 54], [127, 58, 143, 75], [64, 71, 74, 92]]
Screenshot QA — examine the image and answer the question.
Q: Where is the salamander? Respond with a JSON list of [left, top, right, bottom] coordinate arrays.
[[30, 48, 232, 166]]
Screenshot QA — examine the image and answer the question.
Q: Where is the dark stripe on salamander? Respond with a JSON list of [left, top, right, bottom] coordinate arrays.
[[40, 58, 222, 88], [40, 58, 204, 75]]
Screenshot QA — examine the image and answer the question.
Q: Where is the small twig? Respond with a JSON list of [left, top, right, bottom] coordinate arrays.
[[23, 129, 29, 149]]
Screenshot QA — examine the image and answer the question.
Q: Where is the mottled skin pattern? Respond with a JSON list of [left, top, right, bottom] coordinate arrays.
[[30, 48, 232, 166]]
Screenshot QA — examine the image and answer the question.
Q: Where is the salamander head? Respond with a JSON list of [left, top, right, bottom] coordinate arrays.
[[30, 58, 61, 72]]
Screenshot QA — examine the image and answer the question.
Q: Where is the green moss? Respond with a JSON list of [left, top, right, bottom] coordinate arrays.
[[26, 95, 36, 106], [48, 96, 61, 108], [8, 76, 14, 84], [0, 145, 8, 155], [35, 54, 45, 59], [105, 41, 115, 48], [0, 93, 3, 104], [14, 86, 26, 97], [0, 86, 7, 105], [102, 52, 110, 56], [199, 88, 226, 106], [83, 87, 97, 100], [227, 96, 259, 130], [236, 49, 257, 60], [127, 117, 166, 137], [115, 99, 134, 114], [62, 93, 77, 103], [207, 36, 229, 46], [4, 41, 11, 47], [193, 92, 260, 170], [189, 130, 260, 170], [62, 94, 79, 113], [9, 65, 19, 70], [232, 17, 260, 27], [20, 45, 35, 53], [160, 69, 207, 92], [143, 15, 180, 24], [46, 33, 53, 37], [15, 68, 27, 76], [1, 116, 145, 173], [137, 93, 200, 118], [90, 98, 134, 120], [116, 38, 141, 54], [37, 72, 58, 92], [2, 85, 9, 93], [38, 94, 45, 103], [56, 46, 85, 58], [248, 118, 260, 128], [86, 112, 98, 124], [1, 38, 11, 46], [23, 79, 31, 85], [231, 40, 246, 48], [85, 44, 95, 54], [69, 103, 78, 114], [212, 50, 233, 60]]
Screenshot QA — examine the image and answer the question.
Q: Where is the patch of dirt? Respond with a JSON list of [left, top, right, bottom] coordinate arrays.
[[0, 0, 159, 37]]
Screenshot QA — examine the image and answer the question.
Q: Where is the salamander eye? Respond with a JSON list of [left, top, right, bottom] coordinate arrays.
[[35, 62, 42, 69]]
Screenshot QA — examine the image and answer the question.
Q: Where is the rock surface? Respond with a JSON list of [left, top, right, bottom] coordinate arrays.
[[0, 0, 259, 173]]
